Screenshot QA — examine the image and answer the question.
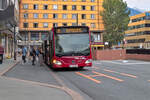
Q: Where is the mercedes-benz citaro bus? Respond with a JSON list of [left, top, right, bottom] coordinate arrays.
[[43, 26, 92, 69]]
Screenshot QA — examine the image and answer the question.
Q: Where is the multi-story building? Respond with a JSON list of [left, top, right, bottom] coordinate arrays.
[[0, 0, 20, 58], [124, 12, 150, 49], [19, 0, 104, 47]]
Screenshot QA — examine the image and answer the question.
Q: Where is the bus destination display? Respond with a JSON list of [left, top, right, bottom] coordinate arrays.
[[56, 27, 88, 33]]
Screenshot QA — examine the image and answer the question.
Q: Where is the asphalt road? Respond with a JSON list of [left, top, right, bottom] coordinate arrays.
[[4, 60, 150, 100]]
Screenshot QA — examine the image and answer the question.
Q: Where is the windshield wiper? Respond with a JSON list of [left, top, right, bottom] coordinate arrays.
[[56, 53, 65, 57]]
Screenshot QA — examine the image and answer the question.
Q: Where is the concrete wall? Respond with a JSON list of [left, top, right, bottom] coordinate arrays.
[[95, 49, 150, 61]]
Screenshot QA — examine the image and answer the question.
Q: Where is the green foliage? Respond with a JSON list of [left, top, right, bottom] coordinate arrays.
[[101, 0, 130, 47]]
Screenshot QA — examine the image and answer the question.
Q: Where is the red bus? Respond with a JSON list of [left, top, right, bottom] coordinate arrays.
[[43, 26, 92, 69]]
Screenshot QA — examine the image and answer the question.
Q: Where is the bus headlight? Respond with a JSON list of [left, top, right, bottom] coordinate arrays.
[[85, 59, 92, 64], [53, 60, 62, 65]]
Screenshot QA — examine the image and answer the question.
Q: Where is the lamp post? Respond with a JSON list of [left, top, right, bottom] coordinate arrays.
[[14, 25, 16, 60], [76, 13, 78, 26], [24, 11, 27, 47]]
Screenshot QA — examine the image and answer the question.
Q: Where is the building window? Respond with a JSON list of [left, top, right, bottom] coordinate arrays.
[[62, 14, 67, 19], [43, 23, 48, 28], [53, 5, 58, 10], [91, 6, 95, 11], [33, 4, 38, 10], [91, 0, 95, 2], [72, 5, 76, 10], [81, 5, 86, 10], [23, 23, 28, 28], [91, 23, 96, 28], [93, 34, 100, 42], [63, 5, 67, 10], [53, 23, 58, 27], [33, 13, 38, 18], [72, 14, 77, 19], [31, 33, 39, 41], [81, 23, 86, 26], [21, 33, 28, 41], [24, 13, 28, 19], [43, 4, 48, 10], [53, 14, 58, 19], [81, 14, 86, 19], [33, 23, 38, 28], [72, 23, 77, 26], [82, 0, 86, 2], [91, 14, 95, 19], [62, 23, 67, 26], [43, 13, 48, 19], [23, 4, 28, 9], [41, 33, 48, 41]]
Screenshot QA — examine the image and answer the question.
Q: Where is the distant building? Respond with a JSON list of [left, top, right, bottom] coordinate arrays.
[[19, 0, 104, 47], [124, 12, 150, 49]]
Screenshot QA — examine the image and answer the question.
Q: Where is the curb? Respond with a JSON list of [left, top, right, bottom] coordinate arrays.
[[0, 62, 84, 100], [3, 76, 83, 100], [0, 61, 20, 76]]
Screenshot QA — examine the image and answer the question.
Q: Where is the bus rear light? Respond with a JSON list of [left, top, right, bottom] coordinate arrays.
[[85, 59, 92, 64], [53, 60, 62, 65]]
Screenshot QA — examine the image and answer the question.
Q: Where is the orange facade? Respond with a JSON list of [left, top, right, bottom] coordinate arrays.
[[20, 0, 104, 31]]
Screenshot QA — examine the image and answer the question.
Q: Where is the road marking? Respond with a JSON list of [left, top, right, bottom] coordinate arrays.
[[98, 61, 150, 65], [92, 71, 124, 82], [103, 69, 137, 78], [75, 72, 101, 84], [89, 75, 102, 77]]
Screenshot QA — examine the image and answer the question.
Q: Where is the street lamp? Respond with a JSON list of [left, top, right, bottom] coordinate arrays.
[[24, 11, 28, 47], [76, 13, 78, 26]]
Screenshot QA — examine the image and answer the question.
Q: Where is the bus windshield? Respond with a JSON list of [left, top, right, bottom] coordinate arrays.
[[55, 33, 90, 57]]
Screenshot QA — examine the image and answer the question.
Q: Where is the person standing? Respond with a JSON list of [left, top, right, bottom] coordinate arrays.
[[22, 46, 27, 64]]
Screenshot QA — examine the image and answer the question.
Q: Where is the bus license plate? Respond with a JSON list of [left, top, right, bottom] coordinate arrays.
[[69, 65, 78, 68]]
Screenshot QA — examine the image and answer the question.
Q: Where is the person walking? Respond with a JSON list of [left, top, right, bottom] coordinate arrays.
[[31, 47, 36, 65], [39, 48, 44, 66], [35, 48, 39, 62], [22, 46, 27, 64]]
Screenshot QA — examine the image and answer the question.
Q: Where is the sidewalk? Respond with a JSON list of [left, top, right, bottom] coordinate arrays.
[[0, 58, 72, 100], [0, 58, 19, 75]]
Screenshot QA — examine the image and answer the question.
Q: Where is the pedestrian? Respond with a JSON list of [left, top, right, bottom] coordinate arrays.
[[39, 48, 44, 66], [36, 48, 39, 62], [22, 46, 27, 64], [31, 47, 36, 65]]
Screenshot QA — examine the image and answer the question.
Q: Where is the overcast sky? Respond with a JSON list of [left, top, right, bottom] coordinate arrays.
[[123, 0, 150, 11]]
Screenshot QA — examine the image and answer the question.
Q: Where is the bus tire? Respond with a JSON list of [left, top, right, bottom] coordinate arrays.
[[78, 67, 84, 70]]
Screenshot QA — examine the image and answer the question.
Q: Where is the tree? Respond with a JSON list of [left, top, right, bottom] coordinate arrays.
[[101, 0, 130, 47]]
